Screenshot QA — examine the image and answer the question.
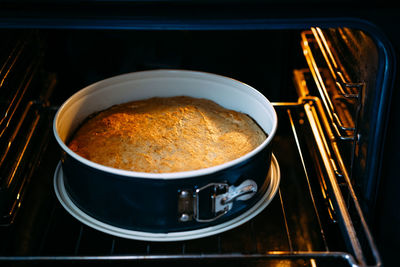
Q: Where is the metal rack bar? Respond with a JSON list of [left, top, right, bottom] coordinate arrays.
[[304, 98, 381, 267], [312, 27, 364, 99], [0, 37, 25, 91], [278, 189, 293, 253], [287, 108, 329, 251], [301, 29, 363, 141], [0, 252, 359, 265], [110, 239, 116, 255], [303, 101, 365, 265], [74, 226, 84, 255], [0, 102, 41, 225], [0, 34, 39, 138], [294, 68, 380, 266], [38, 202, 58, 254]]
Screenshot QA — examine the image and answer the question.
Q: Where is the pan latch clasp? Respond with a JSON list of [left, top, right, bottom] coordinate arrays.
[[178, 180, 258, 223]]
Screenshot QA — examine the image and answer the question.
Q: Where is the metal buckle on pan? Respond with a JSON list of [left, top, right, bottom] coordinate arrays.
[[178, 180, 258, 223]]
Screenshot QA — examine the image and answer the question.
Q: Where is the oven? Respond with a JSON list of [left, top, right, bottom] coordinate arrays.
[[0, 2, 398, 266]]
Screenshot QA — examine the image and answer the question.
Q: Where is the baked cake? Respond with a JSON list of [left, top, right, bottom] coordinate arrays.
[[68, 96, 266, 173]]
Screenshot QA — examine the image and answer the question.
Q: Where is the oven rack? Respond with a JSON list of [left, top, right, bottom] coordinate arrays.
[[0, 30, 50, 226], [301, 28, 363, 142], [0, 95, 380, 267]]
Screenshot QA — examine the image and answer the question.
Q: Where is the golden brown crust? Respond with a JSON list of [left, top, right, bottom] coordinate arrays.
[[68, 96, 266, 173]]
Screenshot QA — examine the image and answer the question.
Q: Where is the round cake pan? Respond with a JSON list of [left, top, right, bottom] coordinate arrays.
[[53, 69, 278, 233], [54, 154, 280, 241]]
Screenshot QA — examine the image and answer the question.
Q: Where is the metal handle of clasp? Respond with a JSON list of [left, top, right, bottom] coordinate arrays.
[[178, 180, 258, 223], [194, 182, 230, 223], [220, 182, 258, 205]]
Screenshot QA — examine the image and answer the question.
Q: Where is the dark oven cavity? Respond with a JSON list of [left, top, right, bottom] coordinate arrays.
[[0, 25, 391, 267]]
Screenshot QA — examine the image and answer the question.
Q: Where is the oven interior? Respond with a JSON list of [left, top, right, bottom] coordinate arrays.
[[0, 25, 392, 266]]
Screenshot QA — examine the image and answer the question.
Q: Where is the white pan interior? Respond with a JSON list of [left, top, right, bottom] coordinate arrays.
[[53, 69, 278, 178]]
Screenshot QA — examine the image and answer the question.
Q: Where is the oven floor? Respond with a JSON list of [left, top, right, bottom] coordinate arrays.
[[0, 104, 352, 266]]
